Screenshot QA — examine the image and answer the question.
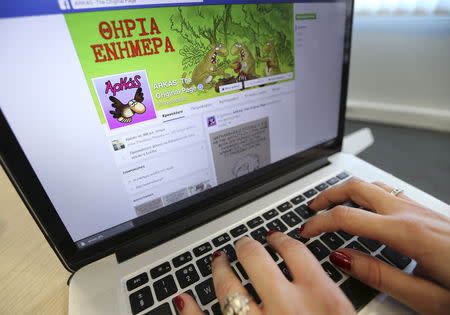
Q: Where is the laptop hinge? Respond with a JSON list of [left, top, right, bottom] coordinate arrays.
[[115, 157, 330, 263]]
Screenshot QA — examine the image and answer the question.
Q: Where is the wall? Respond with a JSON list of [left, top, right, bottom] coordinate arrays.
[[347, 16, 450, 132]]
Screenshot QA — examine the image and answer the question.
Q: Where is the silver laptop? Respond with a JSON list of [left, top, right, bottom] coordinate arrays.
[[2, 0, 449, 314]]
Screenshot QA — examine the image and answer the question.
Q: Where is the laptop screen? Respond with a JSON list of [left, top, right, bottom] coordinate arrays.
[[0, 0, 348, 249]]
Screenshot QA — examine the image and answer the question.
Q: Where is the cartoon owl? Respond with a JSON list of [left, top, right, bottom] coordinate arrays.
[[109, 88, 146, 123]]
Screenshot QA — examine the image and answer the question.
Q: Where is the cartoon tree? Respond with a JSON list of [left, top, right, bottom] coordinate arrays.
[[170, 6, 225, 71]]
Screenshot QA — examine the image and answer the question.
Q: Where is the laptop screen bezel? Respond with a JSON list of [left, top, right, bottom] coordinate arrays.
[[0, 0, 353, 272]]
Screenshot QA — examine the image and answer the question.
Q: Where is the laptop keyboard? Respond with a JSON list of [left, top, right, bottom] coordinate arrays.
[[124, 172, 413, 314]]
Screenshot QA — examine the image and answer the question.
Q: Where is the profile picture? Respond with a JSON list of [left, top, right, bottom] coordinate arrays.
[[92, 70, 157, 130], [207, 116, 217, 127]]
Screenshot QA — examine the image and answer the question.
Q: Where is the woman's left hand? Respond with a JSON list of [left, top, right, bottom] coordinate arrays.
[[173, 232, 355, 315]]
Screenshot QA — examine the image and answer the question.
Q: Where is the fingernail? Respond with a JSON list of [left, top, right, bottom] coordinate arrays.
[[330, 251, 352, 271], [173, 295, 185, 312], [298, 224, 305, 235], [266, 230, 278, 237], [212, 251, 222, 260]]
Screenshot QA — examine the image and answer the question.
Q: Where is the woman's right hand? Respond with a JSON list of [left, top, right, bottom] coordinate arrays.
[[303, 178, 450, 314]]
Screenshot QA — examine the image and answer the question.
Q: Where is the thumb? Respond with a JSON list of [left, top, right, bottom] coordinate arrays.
[[173, 293, 204, 315], [329, 250, 450, 315]]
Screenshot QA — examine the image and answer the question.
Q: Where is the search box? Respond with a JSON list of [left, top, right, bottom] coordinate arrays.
[[70, 0, 203, 10]]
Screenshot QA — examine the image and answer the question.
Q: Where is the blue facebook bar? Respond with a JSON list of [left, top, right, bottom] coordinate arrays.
[[0, 0, 344, 18]]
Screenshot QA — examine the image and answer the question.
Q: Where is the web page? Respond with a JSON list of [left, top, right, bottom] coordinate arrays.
[[0, 0, 347, 247]]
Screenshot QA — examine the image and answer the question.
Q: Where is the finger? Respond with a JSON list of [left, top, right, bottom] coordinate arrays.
[[330, 249, 450, 314], [235, 237, 292, 312], [267, 231, 330, 285], [308, 178, 406, 214], [211, 251, 262, 314], [173, 293, 203, 315], [300, 205, 421, 257]]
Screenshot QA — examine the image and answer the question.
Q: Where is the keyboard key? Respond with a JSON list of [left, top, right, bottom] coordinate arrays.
[[315, 183, 328, 191], [150, 262, 171, 279], [127, 272, 149, 291], [230, 224, 248, 238], [211, 302, 221, 315], [381, 247, 412, 269], [265, 246, 279, 262], [176, 264, 200, 289], [307, 240, 330, 261], [375, 254, 393, 266], [193, 242, 212, 257], [339, 278, 378, 311], [250, 227, 267, 244], [294, 204, 315, 219], [196, 255, 213, 277], [326, 177, 339, 185], [212, 233, 231, 247], [277, 202, 293, 212], [290, 194, 305, 205], [236, 262, 249, 280], [337, 172, 349, 180], [337, 230, 354, 240], [322, 261, 343, 282], [218, 244, 237, 262], [129, 286, 154, 314], [320, 232, 344, 250], [173, 251, 193, 268], [358, 237, 382, 252], [278, 261, 293, 281], [232, 266, 241, 281], [195, 278, 216, 305], [263, 209, 278, 220], [266, 218, 288, 232], [346, 241, 369, 254], [280, 211, 302, 227], [304, 189, 318, 198], [247, 216, 264, 228], [153, 275, 177, 301], [245, 283, 262, 304], [146, 303, 171, 315], [287, 229, 309, 243]]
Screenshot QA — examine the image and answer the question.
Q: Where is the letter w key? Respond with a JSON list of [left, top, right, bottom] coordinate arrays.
[[195, 278, 216, 305]]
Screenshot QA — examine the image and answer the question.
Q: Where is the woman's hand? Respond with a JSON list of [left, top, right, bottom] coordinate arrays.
[[174, 233, 355, 315], [303, 178, 450, 314]]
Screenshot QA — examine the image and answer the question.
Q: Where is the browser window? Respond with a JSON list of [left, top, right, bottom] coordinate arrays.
[[0, 0, 346, 247]]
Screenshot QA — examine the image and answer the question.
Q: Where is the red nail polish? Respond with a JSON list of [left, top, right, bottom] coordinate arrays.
[[298, 224, 305, 235], [330, 251, 352, 271], [173, 295, 185, 312], [267, 230, 278, 237], [212, 251, 222, 260]]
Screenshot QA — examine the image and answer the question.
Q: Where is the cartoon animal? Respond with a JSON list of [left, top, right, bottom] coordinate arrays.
[[257, 41, 281, 76], [109, 88, 146, 123], [229, 43, 257, 81], [182, 43, 228, 89]]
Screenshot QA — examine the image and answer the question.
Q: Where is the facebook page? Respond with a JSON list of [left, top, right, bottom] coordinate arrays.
[[0, 0, 346, 246]]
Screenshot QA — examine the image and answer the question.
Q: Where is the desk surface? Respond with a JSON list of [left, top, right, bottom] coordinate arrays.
[[0, 167, 70, 315]]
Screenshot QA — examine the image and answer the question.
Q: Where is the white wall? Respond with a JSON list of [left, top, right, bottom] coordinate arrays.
[[347, 16, 450, 132]]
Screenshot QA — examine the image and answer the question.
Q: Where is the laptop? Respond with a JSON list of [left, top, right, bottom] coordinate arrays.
[[1, 0, 449, 314]]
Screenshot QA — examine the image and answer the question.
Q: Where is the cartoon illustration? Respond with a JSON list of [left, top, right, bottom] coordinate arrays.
[[232, 154, 261, 178], [109, 87, 146, 123], [257, 41, 282, 76], [182, 44, 229, 90], [229, 43, 257, 81]]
